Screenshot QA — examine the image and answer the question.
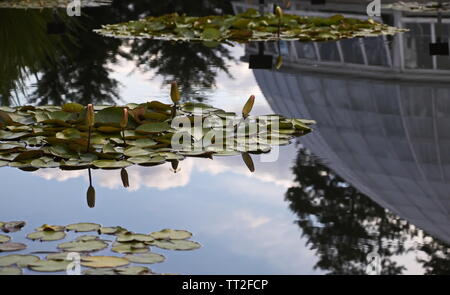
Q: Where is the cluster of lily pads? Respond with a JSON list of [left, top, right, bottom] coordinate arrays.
[[0, 221, 200, 275], [383, 2, 450, 12], [0, 84, 314, 172], [0, 0, 112, 9], [94, 8, 406, 43]]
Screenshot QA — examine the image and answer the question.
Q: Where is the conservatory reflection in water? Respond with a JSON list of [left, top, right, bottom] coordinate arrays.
[[236, 2, 450, 246]]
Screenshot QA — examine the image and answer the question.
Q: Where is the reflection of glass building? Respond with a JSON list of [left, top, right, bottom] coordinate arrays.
[[233, 1, 450, 243]]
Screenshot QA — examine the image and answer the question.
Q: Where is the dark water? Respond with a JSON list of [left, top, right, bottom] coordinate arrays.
[[1, 0, 450, 275]]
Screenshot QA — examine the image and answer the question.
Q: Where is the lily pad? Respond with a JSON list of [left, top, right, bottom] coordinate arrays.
[[0, 234, 11, 243], [0, 266, 22, 275], [26, 231, 66, 242], [125, 253, 165, 264], [0, 254, 39, 267], [66, 223, 101, 232], [57, 240, 108, 253], [0, 242, 27, 252], [46, 252, 85, 261], [92, 160, 132, 169], [35, 224, 65, 232], [28, 260, 70, 272], [150, 229, 192, 240], [151, 239, 201, 251], [111, 242, 150, 254], [81, 256, 129, 268], [1, 221, 26, 233], [117, 233, 155, 243], [99, 226, 127, 235], [115, 266, 152, 275]]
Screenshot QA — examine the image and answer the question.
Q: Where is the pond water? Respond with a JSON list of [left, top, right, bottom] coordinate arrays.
[[1, 0, 450, 275]]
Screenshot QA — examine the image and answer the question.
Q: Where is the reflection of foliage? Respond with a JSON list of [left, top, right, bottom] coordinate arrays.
[[417, 239, 450, 274], [28, 8, 129, 106], [1, 0, 235, 106], [285, 150, 416, 275], [0, 221, 200, 275], [95, 9, 406, 43], [0, 9, 65, 105], [131, 40, 234, 99], [0, 0, 112, 9]]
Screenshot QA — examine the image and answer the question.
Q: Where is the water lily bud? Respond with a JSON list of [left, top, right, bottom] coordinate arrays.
[[276, 55, 283, 70], [242, 95, 255, 119], [170, 82, 180, 104], [86, 104, 95, 127], [87, 185, 95, 208], [275, 6, 283, 18], [120, 108, 129, 129], [121, 168, 129, 188]]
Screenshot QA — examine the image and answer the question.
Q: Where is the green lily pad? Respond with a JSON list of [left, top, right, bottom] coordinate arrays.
[[66, 223, 101, 232], [151, 240, 201, 251], [81, 256, 129, 268], [136, 122, 171, 134], [46, 252, 85, 261], [0, 242, 27, 252], [111, 242, 149, 254], [0, 266, 22, 275], [125, 253, 165, 264], [115, 266, 152, 275], [35, 224, 65, 232], [28, 260, 70, 272], [92, 160, 132, 169], [117, 233, 155, 243], [57, 240, 108, 253], [150, 229, 192, 240], [0, 254, 39, 267], [27, 231, 66, 242], [99, 226, 127, 235], [0, 234, 11, 243]]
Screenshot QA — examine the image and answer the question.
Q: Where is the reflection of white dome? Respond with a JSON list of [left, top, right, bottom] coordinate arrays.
[[254, 68, 450, 244], [234, 0, 450, 244]]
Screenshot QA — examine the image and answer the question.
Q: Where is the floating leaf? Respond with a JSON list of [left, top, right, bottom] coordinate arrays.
[[1, 221, 26, 233], [27, 231, 66, 242], [111, 242, 149, 254], [99, 226, 127, 235], [46, 252, 84, 261], [81, 256, 129, 268], [0, 234, 10, 243], [150, 229, 192, 240], [0, 254, 39, 267], [151, 240, 201, 251], [35, 224, 65, 232], [115, 266, 152, 275], [57, 240, 108, 253], [28, 260, 70, 272], [0, 266, 22, 275], [66, 223, 101, 232], [0, 242, 27, 252], [117, 233, 155, 243], [62, 103, 84, 113], [92, 160, 132, 169], [136, 122, 171, 134], [125, 253, 165, 264]]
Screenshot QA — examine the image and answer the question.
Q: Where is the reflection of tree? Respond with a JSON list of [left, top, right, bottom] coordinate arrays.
[[0, 9, 64, 105], [131, 40, 233, 100], [285, 149, 416, 275], [417, 238, 450, 274], [1, 0, 235, 106], [28, 7, 128, 106]]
